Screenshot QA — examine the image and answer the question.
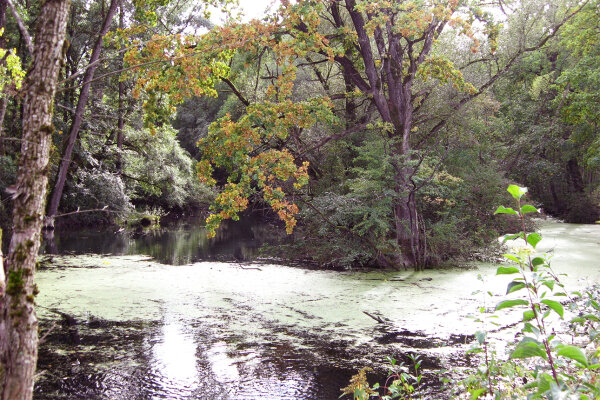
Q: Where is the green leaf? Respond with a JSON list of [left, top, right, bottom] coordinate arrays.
[[523, 322, 540, 336], [469, 388, 487, 400], [523, 310, 535, 321], [542, 280, 555, 291], [510, 337, 547, 359], [495, 205, 518, 215], [501, 232, 524, 243], [583, 314, 600, 322], [532, 257, 545, 266], [496, 299, 529, 311], [526, 233, 542, 248], [466, 347, 483, 355], [502, 254, 522, 264], [475, 330, 487, 345], [507, 185, 528, 200], [556, 345, 588, 367], [507, 281, 526, 294], [497, 266, 520, 275], [541, 299, 564, 318], [534, 373, 553, 394], [521, 205, 539, 214]]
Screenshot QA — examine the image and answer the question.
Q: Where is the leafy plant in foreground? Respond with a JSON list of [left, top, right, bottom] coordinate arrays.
[[341, 355, 423, 400], [462, 185, 600, 399]]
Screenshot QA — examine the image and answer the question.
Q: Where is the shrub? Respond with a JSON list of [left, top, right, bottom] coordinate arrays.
[[61, 169, 132, 226]]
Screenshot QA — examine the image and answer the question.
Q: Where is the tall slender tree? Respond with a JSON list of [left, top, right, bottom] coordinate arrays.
[[0, 0, 70, 398], [45, 0, 120, 229]]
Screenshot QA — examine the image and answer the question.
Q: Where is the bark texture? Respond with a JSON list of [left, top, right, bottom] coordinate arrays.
[[116, 3, 125, 172], [0, 0, 70, 398], [45, 0, 120, 228], [0, 0, 7, 156]]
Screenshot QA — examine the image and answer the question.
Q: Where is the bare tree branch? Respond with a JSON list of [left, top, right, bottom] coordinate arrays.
[[220, 76, 250, 106], [7, 0, 33, 56]]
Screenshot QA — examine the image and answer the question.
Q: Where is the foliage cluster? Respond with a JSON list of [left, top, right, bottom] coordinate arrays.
[[0, 28, 25, 94], [458, 185, 600, 399], [1, 0, 599, 266], [341, 355, 423, 400], [494, 0, 600, 223], [121, 126, 215, 209]]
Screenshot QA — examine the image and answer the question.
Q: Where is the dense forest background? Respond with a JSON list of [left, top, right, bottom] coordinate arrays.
[[1, 0, 599, 269]]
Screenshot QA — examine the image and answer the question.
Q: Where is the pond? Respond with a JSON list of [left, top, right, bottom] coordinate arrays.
[[40, 216, 277, 265], [34, 219, 600, 399]]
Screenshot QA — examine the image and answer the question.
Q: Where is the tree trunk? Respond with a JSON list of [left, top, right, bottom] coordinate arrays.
[[393, 167, 423, 270], [0, 228, 4, 306], [567, 158, 584, 193], [115, 3, 124, 173], [0, 97, 7, 156], [45, 0, 120, 229], [0, 0, 7, 156], [0, 0, 70, 398]]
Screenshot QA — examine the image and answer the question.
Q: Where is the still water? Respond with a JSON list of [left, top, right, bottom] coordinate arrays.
[[34, 219, 600, 399], [40, 216, 275, 265]]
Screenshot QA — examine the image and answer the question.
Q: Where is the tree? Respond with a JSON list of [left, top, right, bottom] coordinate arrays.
[[495, 0, 600, 222], [0, 1, 70, 399], [128, 0, 588, 269], [43, 0, 228, 227], [45, 0, 121, 229]]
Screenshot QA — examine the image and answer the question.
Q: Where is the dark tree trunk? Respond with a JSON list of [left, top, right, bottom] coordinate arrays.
[[0, 97, 6, 156], [567, 158, 584, 193], [0, 0, 7, 156], [0, 0, 6, 35], [116, 3, 125, 172], [0, 0, 70, 398], [549, 180, 564, 214], [45, 0, 120, 229]]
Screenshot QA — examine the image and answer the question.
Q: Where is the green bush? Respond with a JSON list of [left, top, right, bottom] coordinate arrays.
[[61, 169, 132, 226], [123, 125, 216, 210]]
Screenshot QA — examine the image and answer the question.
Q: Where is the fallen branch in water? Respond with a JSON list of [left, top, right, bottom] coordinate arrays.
[[363, 311, 390, 324], [53, 207, 119, 218], [38, 321, 58, 345], [234, 264, 262, 271], [38, 306, 81, 345]]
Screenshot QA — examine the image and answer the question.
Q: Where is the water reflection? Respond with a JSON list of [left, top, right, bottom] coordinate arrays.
[[35, 315, 356, 400], [152, 320, 198, 394], [206, 342, 240, 383], [41, 216, 279, 265]]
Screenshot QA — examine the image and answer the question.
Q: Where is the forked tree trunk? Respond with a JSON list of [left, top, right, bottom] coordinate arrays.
[[0, 0, 70, 398], [45, 0, 120, 229], [393, 164, 424, 270]]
